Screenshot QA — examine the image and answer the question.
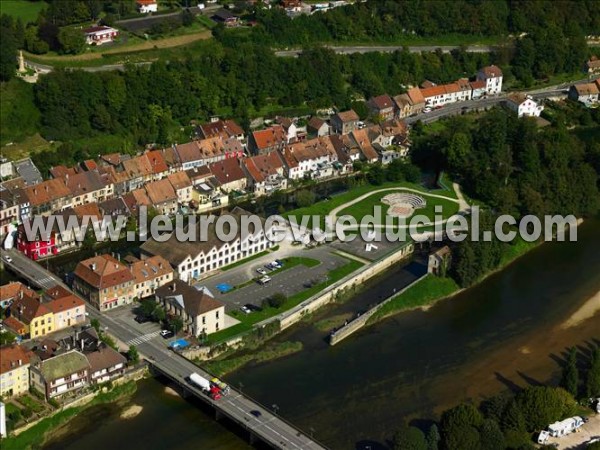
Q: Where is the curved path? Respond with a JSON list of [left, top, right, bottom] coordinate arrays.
[[326, 185, 467, 231]]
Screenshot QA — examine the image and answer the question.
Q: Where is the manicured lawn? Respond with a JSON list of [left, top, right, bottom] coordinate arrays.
[[208, 259, 364, 344], [221, 250, 270, 271], [338, 190, 460, 226], [284, 181, 456, 228], [0, 1, 47, 23], [370, 274, 459, 322]]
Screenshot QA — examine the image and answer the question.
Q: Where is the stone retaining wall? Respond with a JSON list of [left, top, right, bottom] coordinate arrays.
[[329, 275, 425, 345]]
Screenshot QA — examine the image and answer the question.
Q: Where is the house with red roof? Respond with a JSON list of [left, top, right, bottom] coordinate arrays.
[[331, 110, 360, 135], [477, 65, 503, 94], [208, 158, 247, 192], [249, 125, 287, 155], [144, 178, 178, 215], [44, 285, 86, 331], [136, 0, 158, 13], [73, 254, 135, 311], [83, 26, 118, 46], [367, 94, 396, 121]]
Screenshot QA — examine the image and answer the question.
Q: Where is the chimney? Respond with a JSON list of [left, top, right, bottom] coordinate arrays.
[[18, 359, 22, 366], [91, 262, 96, 271], [172, 283, 176, 292], [81, 338, 84, 351]]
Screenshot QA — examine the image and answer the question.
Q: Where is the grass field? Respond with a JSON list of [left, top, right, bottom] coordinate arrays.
[[0, 0, 47, 23], [369, 274, 460, 323], [338, 190, 460, 226], [203, 341, 303, 376], [284, 181, 456, 221]]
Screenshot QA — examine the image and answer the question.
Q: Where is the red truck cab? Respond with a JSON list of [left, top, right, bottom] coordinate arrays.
[[209, 386, 222, 400]]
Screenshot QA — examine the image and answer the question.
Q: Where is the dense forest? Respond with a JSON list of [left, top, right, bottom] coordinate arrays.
[[392, 345, 600, 449], [411, 106, 600, 288], [250, 0, 600, 45], [29, 44, 491, 142]]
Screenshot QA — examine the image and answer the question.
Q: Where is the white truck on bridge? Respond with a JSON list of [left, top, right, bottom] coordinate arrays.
[[189, 372, 222, 400]]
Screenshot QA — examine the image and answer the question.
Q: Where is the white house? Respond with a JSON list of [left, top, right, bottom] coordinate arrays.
[[82, 26, 119, 46], [568, 80, 600, 106], [155, 281, 225, 336], [140, 207, 275, 282], [506, 94, 544, 118], [136, 0, 158, 13], [477, 65, 503, 94]]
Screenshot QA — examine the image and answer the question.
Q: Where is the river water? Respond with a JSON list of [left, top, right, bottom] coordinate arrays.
[[46, 219, 600, 450]]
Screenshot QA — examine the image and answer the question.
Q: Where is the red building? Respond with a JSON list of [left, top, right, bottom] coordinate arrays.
[[16, 218, 59, 260]]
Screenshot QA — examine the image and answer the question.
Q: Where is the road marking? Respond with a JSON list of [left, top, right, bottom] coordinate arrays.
[[126, 330, 160, 345]]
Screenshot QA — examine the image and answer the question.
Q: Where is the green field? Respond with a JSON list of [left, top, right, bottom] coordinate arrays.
[[284, 181, 457, 226], [338, 190, 460, 227], [0, 0, 47, 23], [369, 274, 460, 322]]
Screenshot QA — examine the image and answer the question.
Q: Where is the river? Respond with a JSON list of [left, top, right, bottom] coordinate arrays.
[[45, 218, 600, 450]]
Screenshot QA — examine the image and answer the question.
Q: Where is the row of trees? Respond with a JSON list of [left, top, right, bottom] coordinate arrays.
[[392, 368, 599, 450], [250, 1, 599, 46], [561, 346, 600, 400]]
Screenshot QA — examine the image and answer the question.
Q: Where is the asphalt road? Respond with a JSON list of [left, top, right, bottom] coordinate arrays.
[[1, 248, 325, 450], [274, 44, 495, 57]]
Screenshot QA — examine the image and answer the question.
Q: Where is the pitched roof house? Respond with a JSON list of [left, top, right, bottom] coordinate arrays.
[[155, 281, 225, 336], [72, 254, 135, 311], [144, 178, 178, 215], [249, 125, 287, 155], [331, 110, 360, 135]]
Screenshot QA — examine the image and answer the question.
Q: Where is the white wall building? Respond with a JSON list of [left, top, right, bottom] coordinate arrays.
[[477, 65, 503, 94], [506, 94, 544, 118]]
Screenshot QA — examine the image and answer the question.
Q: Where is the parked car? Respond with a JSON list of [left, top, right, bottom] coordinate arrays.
[[256, 267, 267, 275], [3, 255, 12, 263], [134, 315, 150, 324], [257, 276, 271, 285], [240, 305, 251, 314], [160, 329, 174, 339], [275, 259, 284, 266], [245, 303, 262, 312], [250, 410, 262, 417]]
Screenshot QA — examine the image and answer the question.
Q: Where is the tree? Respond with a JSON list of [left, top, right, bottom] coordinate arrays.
[[587, 346, 600, 397], [90, 318, 101, 332], [516, 386, 577, 431], [560, 347, 579, 397], [101, 334, 118, 350], [58, 27, 86, 55], [181, 9, 195, 27], [367, 164, 385, 185], [440, 404, 483, 450], [268, 292, 287, 308], [153, 305, 166, 323], [296, 190, 316, 208], [0, 19, 17, 82], [425, 424, 440, 450], [169, 316, 184, 334], [392, 425, 427, 450], [0, 331, 16, 346], [127, 345, 139, 364], [479, 419, 505, 450]]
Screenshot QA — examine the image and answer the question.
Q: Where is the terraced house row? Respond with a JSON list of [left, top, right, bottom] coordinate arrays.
[[0, 327, 127, 400], [0, 114, 411, 258]]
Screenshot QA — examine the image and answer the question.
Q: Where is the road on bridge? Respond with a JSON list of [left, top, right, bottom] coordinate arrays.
[[1, 248, 326, 450]]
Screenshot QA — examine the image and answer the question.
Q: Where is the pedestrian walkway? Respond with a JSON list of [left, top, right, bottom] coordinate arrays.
[[126, 330, 160, 346]]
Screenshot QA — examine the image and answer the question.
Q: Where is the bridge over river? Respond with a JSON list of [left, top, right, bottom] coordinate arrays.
[[2, 248, 326, 450]]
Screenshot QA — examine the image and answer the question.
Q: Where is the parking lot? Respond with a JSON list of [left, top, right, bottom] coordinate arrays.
[[330, 230, 407, 261], [196, 245, 349, 313]]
